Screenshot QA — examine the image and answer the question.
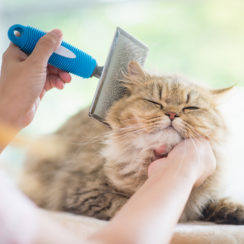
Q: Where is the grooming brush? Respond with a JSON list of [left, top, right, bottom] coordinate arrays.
[[8, 24, 148, 124]]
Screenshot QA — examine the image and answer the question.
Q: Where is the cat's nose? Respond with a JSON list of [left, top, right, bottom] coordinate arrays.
[[165, 112, 179, 121]]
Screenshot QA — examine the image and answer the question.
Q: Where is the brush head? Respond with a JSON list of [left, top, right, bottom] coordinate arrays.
[[89, 27, 148, 125]]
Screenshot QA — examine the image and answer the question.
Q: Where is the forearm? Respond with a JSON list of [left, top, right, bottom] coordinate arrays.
[[0, 170, 85, 244], [89, 161, 196, 244], [34, 210, 83, 244]]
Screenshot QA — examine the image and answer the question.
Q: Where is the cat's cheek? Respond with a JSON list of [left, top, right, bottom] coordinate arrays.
[[172, 120, 187, 138]]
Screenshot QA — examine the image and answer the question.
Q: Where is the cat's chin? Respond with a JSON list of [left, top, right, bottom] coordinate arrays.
[[151, 126, 182, 160]]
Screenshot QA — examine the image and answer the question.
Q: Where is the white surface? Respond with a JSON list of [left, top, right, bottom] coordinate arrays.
[[45, 210, 244, 244]]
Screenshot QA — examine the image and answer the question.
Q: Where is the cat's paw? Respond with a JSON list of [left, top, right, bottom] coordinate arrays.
[[201, 198, 244, 225]]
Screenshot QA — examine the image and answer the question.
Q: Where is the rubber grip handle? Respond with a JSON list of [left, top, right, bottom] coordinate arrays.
[[8, 24, 97, 78]]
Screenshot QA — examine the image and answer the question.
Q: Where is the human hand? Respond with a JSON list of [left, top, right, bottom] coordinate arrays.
[[0, 29, 71, 129], [148, 138, 216, 187]]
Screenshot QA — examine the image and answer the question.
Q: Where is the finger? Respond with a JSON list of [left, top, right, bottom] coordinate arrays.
[[58, 71, 72, 83], [40, 89, 46, 100], [47, 65, 71, 83], [148, 157, 167, 177], [167, 138, 209, 161], [2, 43, 27, 62], [148, 160, 161, 177], [45, 75, 64, 91], [45, 75, 57, 91], [47, 64, 60, 74], [28, 29, 62, 66], [169, 139, 194, 155], [55, 80, 64, 89], [165, 140, 188, 161]]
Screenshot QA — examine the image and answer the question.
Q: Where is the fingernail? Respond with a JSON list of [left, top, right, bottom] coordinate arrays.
[[50, 29, 62, 38]]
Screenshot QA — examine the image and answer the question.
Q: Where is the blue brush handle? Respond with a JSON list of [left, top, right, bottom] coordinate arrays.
[[8, 24, 97, 78]]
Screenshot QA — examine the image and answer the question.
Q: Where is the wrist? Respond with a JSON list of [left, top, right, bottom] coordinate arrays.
[[182, 158, 206, 188], [0, 93, 16, 123], [150, 157, 198, 186], [0, 121, 20, 153], [0, 76, 31, 130], [0, 99, 21, 152], [0, 94, 26, 130]]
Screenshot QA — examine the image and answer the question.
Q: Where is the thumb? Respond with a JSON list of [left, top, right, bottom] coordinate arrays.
[[28, 29, 62, 66]]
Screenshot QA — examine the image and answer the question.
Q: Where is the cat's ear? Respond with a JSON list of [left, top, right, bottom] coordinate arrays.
[[210, 85, 235, 103], [127, 61, 145, 78], [122, 61, 146, 93], [211, 85, 235, 96]]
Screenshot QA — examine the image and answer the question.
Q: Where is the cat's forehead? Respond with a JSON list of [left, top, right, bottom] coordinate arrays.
[[144, 75, 204, 105]]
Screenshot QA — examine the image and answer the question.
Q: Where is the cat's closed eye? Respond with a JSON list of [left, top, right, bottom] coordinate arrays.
[[144, 99, 163, 109], [183, 106, 200, 112]]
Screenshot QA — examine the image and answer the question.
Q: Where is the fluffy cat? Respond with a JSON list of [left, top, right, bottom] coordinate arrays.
[[20, 61, 244, 224]]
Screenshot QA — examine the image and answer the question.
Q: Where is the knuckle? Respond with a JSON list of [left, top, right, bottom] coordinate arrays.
[[2, 50, 8, 60], [39, 33, 57, 47]]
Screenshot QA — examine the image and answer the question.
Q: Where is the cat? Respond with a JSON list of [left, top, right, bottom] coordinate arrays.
[[20, 61, 244, 224]]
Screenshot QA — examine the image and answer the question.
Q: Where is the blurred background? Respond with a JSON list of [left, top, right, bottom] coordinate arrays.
[[1, 0, 244, 135], [1, 0, 244, 199]]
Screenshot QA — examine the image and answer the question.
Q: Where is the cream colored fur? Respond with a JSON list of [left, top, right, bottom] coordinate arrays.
[[21, 61, 241, 223]]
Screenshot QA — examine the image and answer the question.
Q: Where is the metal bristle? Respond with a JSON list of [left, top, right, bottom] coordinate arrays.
[[89, 27, 148, 124]]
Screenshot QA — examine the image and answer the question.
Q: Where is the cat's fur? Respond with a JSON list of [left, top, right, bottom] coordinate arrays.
[[20, 61, 244, 224]]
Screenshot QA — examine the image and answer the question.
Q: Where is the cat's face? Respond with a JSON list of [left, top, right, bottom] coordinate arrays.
[[105, 61, 229, 156]]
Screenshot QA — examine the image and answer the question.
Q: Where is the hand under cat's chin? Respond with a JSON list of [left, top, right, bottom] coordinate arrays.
[[149, 144, 176, 177], [149, 127, 182, 161], [148, 155, 169, 177]]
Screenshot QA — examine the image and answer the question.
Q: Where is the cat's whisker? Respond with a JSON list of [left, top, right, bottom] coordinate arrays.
[[189, 137, 202, 167], [115, 123, 140, 131], [63, 134, 107, 146], [114, 118, 139, 123], [144, 121, 163, 128], [114, 126, 143, 136], [178, 120, 206, 139], [142, 116, 162, 122], [111, 117, 165, 138], [176, 121, 200, 139], [113, 129, 138, 137], [172, 139, 187, 181], [113, 129, 145, 141]]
